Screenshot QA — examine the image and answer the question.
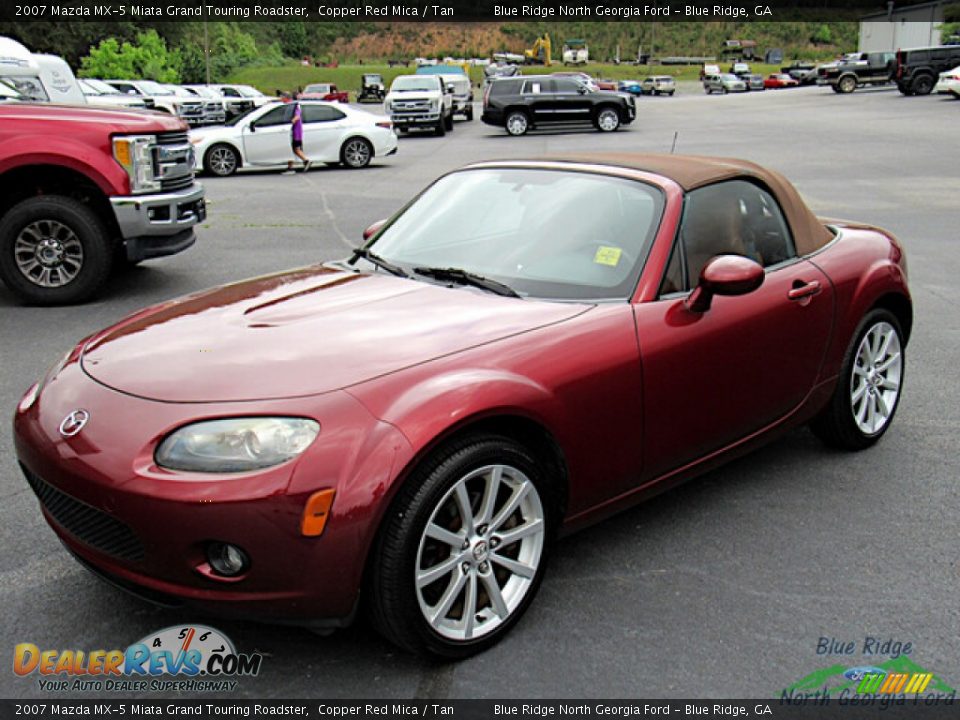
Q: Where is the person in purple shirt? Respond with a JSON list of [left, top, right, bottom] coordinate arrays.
[[284, 102, 311, 174]]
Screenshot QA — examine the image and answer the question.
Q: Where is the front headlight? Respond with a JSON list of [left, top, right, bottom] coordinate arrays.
[[156, 417, 320, 473], [113, 134, 160, 194], [430, 100, 439, 111]]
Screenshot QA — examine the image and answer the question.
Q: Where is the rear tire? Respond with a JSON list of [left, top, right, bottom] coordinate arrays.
[[911, 74, 934, 96], [340, 137, 373, 169], [0, 196, 113, 306], [368, 434, 556, 658], [504, 110, 529, 136], [810, 309, 905, 450], [205, 144, 239, 177]]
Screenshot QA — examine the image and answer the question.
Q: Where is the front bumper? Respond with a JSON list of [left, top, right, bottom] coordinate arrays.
[[110, 184, 206, 262], [390, 112, 442, 127], [14, 363, 412, 624]]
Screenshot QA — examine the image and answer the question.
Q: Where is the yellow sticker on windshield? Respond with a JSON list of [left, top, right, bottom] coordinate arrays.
[[594, 246, 622, 267]]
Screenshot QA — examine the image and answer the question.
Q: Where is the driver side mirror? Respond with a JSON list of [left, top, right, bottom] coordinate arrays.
[[362, 219, 387, 241], [577, 86, 587, 94], [685, 255, 764, 314], [445, 84, 455, 94]]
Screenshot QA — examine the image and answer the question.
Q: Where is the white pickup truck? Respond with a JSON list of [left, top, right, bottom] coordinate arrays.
[[384, 74, 454, 136]]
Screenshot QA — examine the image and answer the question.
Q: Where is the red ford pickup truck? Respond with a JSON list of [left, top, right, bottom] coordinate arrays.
[[0, 103, 205, 305]]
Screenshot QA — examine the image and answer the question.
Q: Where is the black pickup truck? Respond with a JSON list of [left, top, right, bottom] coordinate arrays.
[[481, 75, 636, 136], [817, 52, 896, 93]]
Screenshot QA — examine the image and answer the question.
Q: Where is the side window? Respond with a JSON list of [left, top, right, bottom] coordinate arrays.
[[221, 87, 240, 97], [522, 79, 554, 94], [302, 105, 346, 123], [254, 105, 293, 127], [553, 79, 579, 93], [659, 180, 795, 296]]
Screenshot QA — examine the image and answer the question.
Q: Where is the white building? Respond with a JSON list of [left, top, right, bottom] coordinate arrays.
[[859, 1, 946, 52]]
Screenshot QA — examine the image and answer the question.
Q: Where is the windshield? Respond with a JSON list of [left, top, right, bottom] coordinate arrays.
[[224, 106, 257, 126], [0, 79, 22, 99], [366, 168, 664, 301], [236, 85, 264, 98], [138, 80, 173, 95], [391, 76, 439, 92], [80, 78, 117, 94], [722, 74, 740, 81], [0, 75, 47, 101]]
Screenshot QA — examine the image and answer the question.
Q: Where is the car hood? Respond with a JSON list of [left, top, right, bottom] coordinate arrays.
[[189, 125, 236, 144], [80, 266, 590, 403]]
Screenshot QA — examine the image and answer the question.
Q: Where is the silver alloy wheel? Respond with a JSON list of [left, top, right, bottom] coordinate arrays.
[[415, 464, 545, 641], [850, 321, 902, 435], [597, 108, 619, 131], [14, 220, 84, 288], [505, 113, 528, 136], [208, 146, 237, 176], [343, 139, 371, 168]]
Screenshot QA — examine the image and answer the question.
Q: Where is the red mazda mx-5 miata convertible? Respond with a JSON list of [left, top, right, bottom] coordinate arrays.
[[14, 154, 911, 657]]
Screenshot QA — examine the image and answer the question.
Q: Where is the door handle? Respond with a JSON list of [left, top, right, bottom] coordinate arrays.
[[788, 280, 822, 301]]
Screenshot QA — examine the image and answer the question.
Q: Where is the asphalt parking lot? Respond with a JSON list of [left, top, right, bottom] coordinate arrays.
[[2, 85, 958, 699]]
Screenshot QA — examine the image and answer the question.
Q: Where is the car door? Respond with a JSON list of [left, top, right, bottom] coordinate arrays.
[[551, 78, 592, 121], [241, 104, 294, 165], [300, 104, 348, 161], [634, 179, 834, 478], [520, 78, 553, 122]]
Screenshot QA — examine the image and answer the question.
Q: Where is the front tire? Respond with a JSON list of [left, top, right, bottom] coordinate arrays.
[[368, 435, 554, 658], [811, 309, 905, 450], [205, 144, 239, 177], [0, 196, 113, 306], [594, 107, 621, 132]]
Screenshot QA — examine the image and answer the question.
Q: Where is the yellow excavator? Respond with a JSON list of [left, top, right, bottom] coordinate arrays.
[[524, 34, 552, 66]]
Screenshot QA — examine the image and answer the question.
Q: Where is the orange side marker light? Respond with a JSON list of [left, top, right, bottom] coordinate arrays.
[[301, 489, 336, 537]]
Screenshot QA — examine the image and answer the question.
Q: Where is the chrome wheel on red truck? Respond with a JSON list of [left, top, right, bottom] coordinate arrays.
[[0, 196, 112, 305]]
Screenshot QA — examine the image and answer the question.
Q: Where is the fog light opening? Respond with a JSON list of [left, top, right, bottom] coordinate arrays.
[[207, 542, 249, 577]]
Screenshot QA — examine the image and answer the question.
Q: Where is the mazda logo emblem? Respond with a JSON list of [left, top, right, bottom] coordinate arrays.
[[59, 409, 90, 437]]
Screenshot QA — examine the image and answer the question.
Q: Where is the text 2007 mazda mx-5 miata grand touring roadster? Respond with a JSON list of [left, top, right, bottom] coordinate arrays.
[[15, 154, 911, 657]]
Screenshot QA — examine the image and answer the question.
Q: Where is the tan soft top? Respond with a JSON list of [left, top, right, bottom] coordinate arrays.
[[543, 153, 833, 255]]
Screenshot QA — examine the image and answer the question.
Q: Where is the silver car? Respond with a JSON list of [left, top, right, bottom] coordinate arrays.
[[703, 73, 747, 94]]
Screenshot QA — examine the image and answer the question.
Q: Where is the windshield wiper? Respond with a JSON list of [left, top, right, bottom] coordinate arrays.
[[349, 247, 410, 278], [412, 266, 520, 298]]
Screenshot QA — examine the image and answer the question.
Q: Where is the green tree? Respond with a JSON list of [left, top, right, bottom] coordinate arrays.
[[79, 29, 181, 82], [812, 25, 833, 45]]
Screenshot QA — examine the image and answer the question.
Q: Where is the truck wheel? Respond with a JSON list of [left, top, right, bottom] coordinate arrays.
[[205, 144, 239, 177], [910, 74, 934, 96], [505, 111, 529, 136], [444, 113, 454, 131], [0, 196, 113, 306], [594, 107, 620, 132], [434, 120, 446, 137], [465, 105, 474, 121], [838, 75, 857, 93], [340, 137, 373, 169]]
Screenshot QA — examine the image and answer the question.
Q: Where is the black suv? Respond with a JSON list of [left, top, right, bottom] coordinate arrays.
[[481, 75, 636, 136], [896, 45, 960, 96]]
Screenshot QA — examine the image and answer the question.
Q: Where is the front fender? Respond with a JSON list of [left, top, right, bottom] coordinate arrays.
[[0, 136, 125, 196]]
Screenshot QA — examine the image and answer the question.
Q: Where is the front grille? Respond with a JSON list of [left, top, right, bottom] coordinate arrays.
[[156, 131, 189, 146], [160, 175, 194, 192], [22, 464, 145, 562]]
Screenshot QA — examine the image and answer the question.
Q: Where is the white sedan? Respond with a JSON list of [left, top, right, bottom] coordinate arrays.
[[934, 65, 960, 98], [190, 100, 398, 176]]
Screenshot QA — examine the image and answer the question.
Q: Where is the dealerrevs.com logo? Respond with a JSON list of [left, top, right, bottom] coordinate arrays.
[[13, 625, 263, 693]]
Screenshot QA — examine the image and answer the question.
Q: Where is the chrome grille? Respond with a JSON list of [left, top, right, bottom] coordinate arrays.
[[22, 464, 145, 562]]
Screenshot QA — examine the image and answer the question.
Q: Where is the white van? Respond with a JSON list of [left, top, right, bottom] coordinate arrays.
[[0, 36, 85, 104]]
